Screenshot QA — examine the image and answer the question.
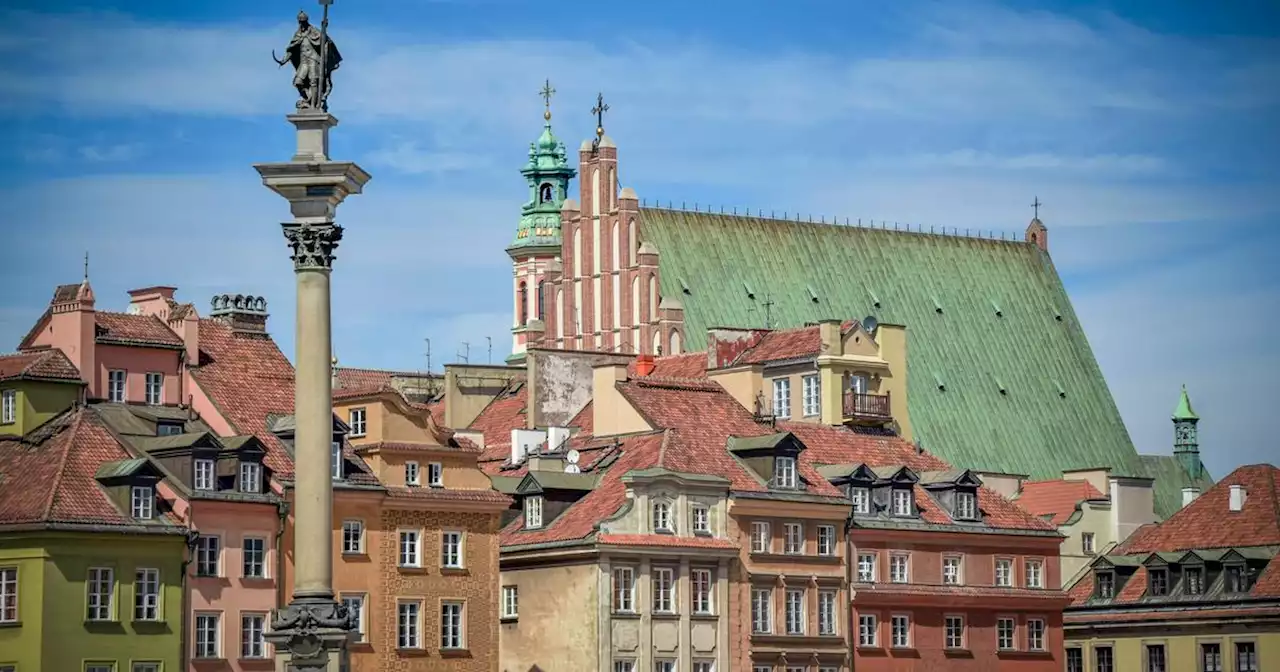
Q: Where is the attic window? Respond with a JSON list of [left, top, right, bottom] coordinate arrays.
[[773, 456, 798, 489], [955, 491, 977, 520], [131, 485, 154, 520], [1184, 566, 1204, 595], [524, 496, 544, 529], [891, 488, 912, 517], [1225, 564, 1254, 593], [851, 487, 871, 514], [651, 499, 674, 533], [157, 422, 183, 437], [1149, 568, 1169, 596], [1095, 570, 1115, 598]]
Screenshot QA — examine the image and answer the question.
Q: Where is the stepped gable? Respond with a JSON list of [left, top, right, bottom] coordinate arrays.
[[1015, 478, 1107, 525]]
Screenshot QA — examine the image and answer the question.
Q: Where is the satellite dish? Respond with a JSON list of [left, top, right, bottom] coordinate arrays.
[[862, 316, 878, 332], [566, 449, 580, 465]]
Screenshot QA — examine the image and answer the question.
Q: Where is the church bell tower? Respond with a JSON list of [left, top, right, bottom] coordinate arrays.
[[507, 80, 577, 362], [1172, 384, 1202, 479]]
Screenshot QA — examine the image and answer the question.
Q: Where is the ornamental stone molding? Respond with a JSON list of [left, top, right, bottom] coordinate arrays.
[[282, 222, 344, 271]]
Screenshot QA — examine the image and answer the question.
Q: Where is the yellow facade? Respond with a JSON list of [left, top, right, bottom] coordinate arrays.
[[1067, 630, 1278, 671]]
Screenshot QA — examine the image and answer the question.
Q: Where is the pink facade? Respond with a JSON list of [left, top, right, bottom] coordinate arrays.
[[91, 344, 183, 404]]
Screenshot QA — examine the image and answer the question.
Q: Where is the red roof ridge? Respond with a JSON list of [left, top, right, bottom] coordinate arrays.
[[629, 377, 722, 392]]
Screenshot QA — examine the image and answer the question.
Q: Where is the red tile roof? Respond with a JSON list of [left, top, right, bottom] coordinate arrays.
[[736, 325, 821, 364], [627, 352, 708, 379], [469, 384, 529, 462], [1015, 478, 1107, 525], [567, 401, 593, 436], [357, 440, 481, 455], [596, 533, 739, 550], [0, 349, 83, 383], [1120, 464, 1280, 553], [94, 312, 184, 348], [780, 422, 948, 473], [384, 486, 511, 505], [334, 367, 397, 389]]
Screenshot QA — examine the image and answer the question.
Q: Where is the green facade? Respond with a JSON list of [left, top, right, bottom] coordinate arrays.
[[638, 208, 1204, 517], [0, 380, 81, 437], [0, 530, 185, 672]]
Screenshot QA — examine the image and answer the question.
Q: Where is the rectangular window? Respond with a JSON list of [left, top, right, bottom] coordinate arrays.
[[692, 569, 713, 614], [87, 567, 114, 621], [751, 521, 771, 554], [1083, 532, 1096, 554], [331, 441, 343, 480], [784, 588, 805, 634], [241, 613, 266, 658], [428, 462, 443, 487], [995, 558, 1013, 587], [892, 489, 912, 516], [157, 422, 183, 436], [131, 486, 153, 520], [133, 664, 161, 672], [195, 612, 220, 658], [1147, 644, 1167, 672], [1236, 642, 1257, 672], [890, 613, 910, 648], [348, 407, 366, 436], [783, 522, 804, 554], [405, 461, 420, 486], [996, 617, 1016, 650], [654, 662, 675, 672], [524, 496, 543, 529], [1027, 618, 1045, 651], [890, 553, 909, 583], [614, 662, 635, 672], [802, 374, 821, 416], [1096, 646, 1114, 672], [86, 665, 113, 672], [943, 555, 962, 585], [501, 586, 518, 619], [851, 487, 870, 514], [0, 567, 16, 623], [108, 369, 126, 403], [341, 519, 364, 554], [773, 378, 791, 418], [1096, 571, 1115, 598], [341, 594, 365, 642], [242, 537, 266, 578], [773, 456, 797, 489], [238, 461, 261, 493], [196, 536, 220, 576], [398, 530, 421, 568], [693, 662, 714, 672], [1, 389, 15, 424], [613, 567, 635, 612], [652, 500, 673, 532], [652, 568, 675, 613], [1067, 648, 1084, 672], [858, 613, 878, 647], [817, 525, 835, 556], [397, 601, 421, 649], [857, 552, 877, 582], [1185, 567, 1204, 594], [1226, 565, 1251, 593], [441, 531, 463, 568], [955, 490, 977, 519], [944, 615, 964, 649], [1150, 568, 1169, 596], [1201, 642, 1222, 672], [133, 568, 159, 621], [145, 372, 163, 405], [194, 458, 215, 491], [751, 587, 772, 634], [818, 590, 836, 635], [440, 601, 464, 650], [691, 504, 710, 534]]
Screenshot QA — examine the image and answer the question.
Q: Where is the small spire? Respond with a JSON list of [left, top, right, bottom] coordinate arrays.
[[539, 78, 556, 122], [1031, 196, 1042, 221], [1173, 384, 1199, 421]]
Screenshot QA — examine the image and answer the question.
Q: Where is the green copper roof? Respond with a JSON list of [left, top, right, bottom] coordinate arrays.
[[509, 119, 576, 254], [638, 208, 1207, 518], [1139, 454, 1213, 519], [1173, 385, 1199, 420]]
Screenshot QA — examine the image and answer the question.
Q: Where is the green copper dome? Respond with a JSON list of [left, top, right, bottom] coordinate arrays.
[[508, 115, 576, 256], [1172, 384, 1199, 421]]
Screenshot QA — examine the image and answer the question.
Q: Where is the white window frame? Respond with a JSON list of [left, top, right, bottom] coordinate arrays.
[[238, 461, 261, 493], [857, 551, 877, 582], [241, 612, 267, 659], [194, 611, 221, 659], [0, 566, 16, 623], [614, 661, 636, 672], [195, 535, 220, 577], [1082, 531, 1096, 555], [132, 664, 161, 672], [691, 503, 710, 534], [818, 589, 837, 635], [784, 588, 805, 635], [995, 557, 1014, 587], [87, 567, 114, 621], [942, 555, 963, 586], [944, 614, 965, 649], [773, 456, 797, 489], [783, 522, 804, 555], [405, 460, 420, 486], [858, 613, 878, 647], [130, 486, 153, 520], [133, 568, 160, 621], [341, 593, 366, 642], [348, 407, 366, 437], [890, 613, 911, 648], [851, 487, 870, 514], [428, 462, 443, 487], [955, 490, 977, 519], [751, 587, 772, 634], [652, 499, 673, 533], [501, 585, 518, 619], [802, 374, 821, 416], [396, 600, 421, 649], [331, 441, 344, 480], [892, 488, 912, 516], [524, 496, 544, 529], [652, 567, 675, 613], [144, 372, 163, 406], [440, 601, 464, 650], [772, 377, 791, 418], [1, 389, 15, 424], [612, 566, 635, 613], [654, 661, 676, 672], [193, 458, 215, 491], [108, 369, 127, 403], [242, 537, 266, 579], [817, 524, 836, 556], [341, 519, 364, 554], [997, 616, 1016, 650], [86, 664, 114, 672], [441, 531, 464, 569], [889, 553, 909, 584], [1026, 617, 1046, 651], [398, 529, 421, 568], [691, 569, 713, 614], [1026, 558, 1044, 589], [692, 661, 715, 672], [750, 521, 771, 554]]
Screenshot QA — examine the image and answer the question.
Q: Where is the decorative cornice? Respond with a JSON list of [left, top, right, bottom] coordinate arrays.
[[282, 222, 344, 271]]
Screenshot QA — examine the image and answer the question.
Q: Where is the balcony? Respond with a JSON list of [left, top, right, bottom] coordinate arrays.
[[842, 391, 891, 425]]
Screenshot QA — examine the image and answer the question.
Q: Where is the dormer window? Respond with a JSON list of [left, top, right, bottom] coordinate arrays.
[[773, 456, 797, 489], [1149, 568, 1169, 596], [1095, 570, 1115, 598], [524, 496, 544, 529], [1225, 564, 1253, 593], [652, 499, 673, 533], [157, 422, 183, 437], [691, 504, 710, 534], [130, 486, 154, 520], [955, 491, 977, 520], [331, 441, 344, 481], [892, 488, 912, 516], [851, 487, 871, 514], [1184, 566, 1204, 595], [1, 389, 15, 424], [239, 462, 261, 494], [194, 458, 215, 491]]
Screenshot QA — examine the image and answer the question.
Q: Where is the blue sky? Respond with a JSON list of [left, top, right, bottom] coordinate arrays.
[[1, 0, 1276, 477]]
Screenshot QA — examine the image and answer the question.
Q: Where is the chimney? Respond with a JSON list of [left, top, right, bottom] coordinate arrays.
[[45, 282, 97, 394], [127, 286, 178, 318], [210, 294, 269, 333], [547, 426, 571, 452], [818, 319, 842, 355], [1181, 487, 1200, 507], [1229, 484, 1247, 512], [525, 318, 546, 349], [634, 354, 655, 377], [511, 428, 547, 466]]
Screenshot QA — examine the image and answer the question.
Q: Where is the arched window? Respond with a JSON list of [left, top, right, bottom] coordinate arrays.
[[670, 330, 682, 355], [539, 183, 553, 203], [611, 220, 620, 270], [518, 282, 528, 325], [573, 228, 582, 277], [652, 330, 661, 355], [648, 275, 658, 321], [631, 276, 640, 327], [537, 281, 547, 321]]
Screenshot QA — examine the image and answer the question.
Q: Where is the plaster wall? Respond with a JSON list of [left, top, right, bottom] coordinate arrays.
[[1068, 631, 1280, 672], [592, 364, 652, 436], [498, 562, 599, 672], [1059, 502, 1115, 583], [444, 365, 521, 429], [92, 344, 183, 405], [527, 348, 631, 428], [0, 380, 80, 437]]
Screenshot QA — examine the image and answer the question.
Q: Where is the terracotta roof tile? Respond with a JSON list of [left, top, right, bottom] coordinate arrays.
[[334, 367, 396, 389], [470, 384, 529, 462], [0, 349, 83, 383], [384, 486, 511, 505], [736, 326, 821, 365], [332, 384, 390, 401], [596, 533, 739, 550], [780, 422, 949, 473], [1015, 478, 1107, 525], [627, 352, 708, 379], [94, 312, 184, 348], [358, 440, 481, 455], [1119, 464, 1280, 553], [567, 401, 593, 435]]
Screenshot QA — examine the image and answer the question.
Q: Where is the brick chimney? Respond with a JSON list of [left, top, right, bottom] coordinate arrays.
[[210, 294, 269, 333]]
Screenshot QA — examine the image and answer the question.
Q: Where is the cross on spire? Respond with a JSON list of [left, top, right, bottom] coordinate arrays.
[[539, 79, 556, 120], [83, 251, 89, 281], [592, 92, 610, 140], [1031, 196, 1042, 220]]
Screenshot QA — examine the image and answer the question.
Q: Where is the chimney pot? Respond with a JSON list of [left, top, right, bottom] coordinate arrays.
[[209, 293, 269, 333], [635, 354, 655, 377], [1229, 484, 1247, 512], [1181, 487, 1200, 507]]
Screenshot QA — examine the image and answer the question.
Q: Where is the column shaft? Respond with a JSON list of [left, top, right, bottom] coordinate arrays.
[[293, 267, 333, 598]]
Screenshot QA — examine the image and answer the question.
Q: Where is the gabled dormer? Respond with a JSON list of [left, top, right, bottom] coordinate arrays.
[[95, 457, 169, 523], [874, 465, 920, 518], [513, 470, 597, 531], [269, 412, 353, 482], [1087, 554, 1142, 601], [135, 430, 272, 496], [1175, 550, 1208, 596], [610, 466, 732, 538], [726, 431, 807, 491], [821, 463, 879, 515], [920, 469, 984, 522], [1140, 552, 1180, 597]]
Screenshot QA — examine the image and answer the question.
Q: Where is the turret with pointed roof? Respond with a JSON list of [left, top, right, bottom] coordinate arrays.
[[1173, 384, 1201, 479]]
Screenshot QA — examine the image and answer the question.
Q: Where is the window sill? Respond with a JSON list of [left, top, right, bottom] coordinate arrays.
[[997, 649, 1052, 659], [752, 552, 842, 565], [396, 648, 429, 658], [240, 576, 273, 584], [398, 566, 427, 574], [341, 552, 370, 562], [441, 567, 469, 576], [237, 657, 273, 665], [690, 612, 718, 621], [612, 611, 640, 620], [500, 616, 518, 624], [944, 648, 973, 658], [440, 648, 471, 659], [652, 612, 680, 620], [693, 530, 712, 537], [0, 620, 21, 628]]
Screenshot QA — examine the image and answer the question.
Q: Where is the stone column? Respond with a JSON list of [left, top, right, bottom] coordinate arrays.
[[257, 111, 370, 671]]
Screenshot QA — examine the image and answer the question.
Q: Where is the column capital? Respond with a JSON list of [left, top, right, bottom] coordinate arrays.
[[283, 222, 344, 271]]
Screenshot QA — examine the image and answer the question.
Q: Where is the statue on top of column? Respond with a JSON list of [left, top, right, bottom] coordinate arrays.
[[273, 9, 342, 111]]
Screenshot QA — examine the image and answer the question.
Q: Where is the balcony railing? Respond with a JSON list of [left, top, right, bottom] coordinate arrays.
[[843, 391, 891, 421]]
